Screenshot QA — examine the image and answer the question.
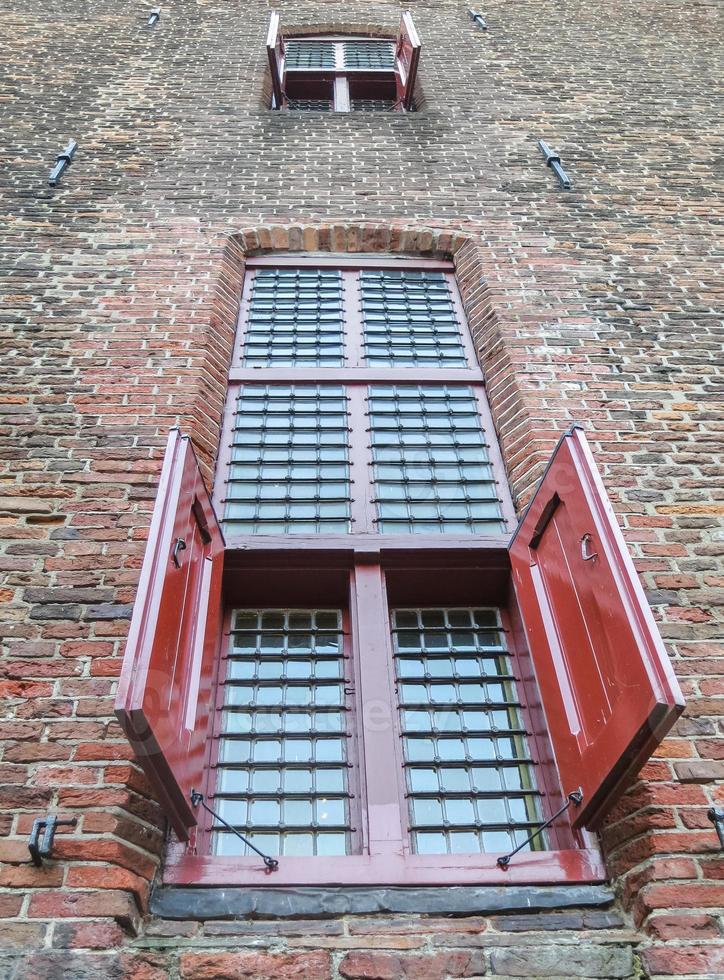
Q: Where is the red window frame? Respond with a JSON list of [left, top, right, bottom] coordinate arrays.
[[162, 257, 604, 886], [118, 255, 684, 889]]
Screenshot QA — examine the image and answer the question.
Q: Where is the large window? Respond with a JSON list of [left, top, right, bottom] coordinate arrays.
[[116, 253, 684, 889]]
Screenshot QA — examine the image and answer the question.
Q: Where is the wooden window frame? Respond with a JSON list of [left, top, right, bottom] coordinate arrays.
[[117, 254, 682, 890], [161, 256, 607, 886]]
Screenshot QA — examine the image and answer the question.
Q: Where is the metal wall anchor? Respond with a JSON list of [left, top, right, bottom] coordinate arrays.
[[148, 7, 161, 27], [708, 807, 724, 849], [48, 140, 77, 187], [537, 140, 572, 190], [468, 8, 488, 30], [28, 816, 77, 866], [497, 790, 583, 869]]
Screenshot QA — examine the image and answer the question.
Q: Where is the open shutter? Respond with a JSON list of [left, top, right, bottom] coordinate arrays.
[[266, 10, 285, 109], [509, 426, 684, 830], [115, 429, 224, 840], [395, 11, 421, 111]]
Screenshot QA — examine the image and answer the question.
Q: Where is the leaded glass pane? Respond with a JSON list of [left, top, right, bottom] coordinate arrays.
[[361, 271, 467, 366], [343, 40, 395, 70], [369, 386, 505, 533], [392, 608, 544, 856], [244, 269, 344, 366], [224, 385, 351, 534], [285, 40, 337, 70], [213, 609, 353, 858]]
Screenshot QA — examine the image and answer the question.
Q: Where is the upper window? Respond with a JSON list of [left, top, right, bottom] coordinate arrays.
[[219, 260, 509, 538], [267, 12, 421, 112]]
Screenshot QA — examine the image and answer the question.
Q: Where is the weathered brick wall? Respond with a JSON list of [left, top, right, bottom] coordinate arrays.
[[1, 0, 722, 976]]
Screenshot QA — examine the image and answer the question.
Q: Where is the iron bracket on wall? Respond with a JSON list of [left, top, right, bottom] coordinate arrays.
[[28, 815, 77, 866], [497, 789, 583, 869], [468, 8, 488, 30], [707, 807, 724, 849], [48, 140, 77, 187], [537, 139, 572, 190], [190, 791, 279, 872], [148, 7, 161, 27]]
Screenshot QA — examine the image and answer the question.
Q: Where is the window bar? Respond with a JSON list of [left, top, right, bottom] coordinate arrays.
[[190, 791, 279, 872], [496, 789, 583, 869]]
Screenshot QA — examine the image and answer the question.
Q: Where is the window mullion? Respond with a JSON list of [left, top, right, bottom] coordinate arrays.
[[342, 270, 364, 368], [334, 76, 351, 113], [350, 564, 407, 858], [347, 384, 374, 534]]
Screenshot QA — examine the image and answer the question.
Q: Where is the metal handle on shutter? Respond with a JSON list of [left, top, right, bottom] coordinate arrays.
[[581, 534, 598, 562], [172, 537, 187, 568]]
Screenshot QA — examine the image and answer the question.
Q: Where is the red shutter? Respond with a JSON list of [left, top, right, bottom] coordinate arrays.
[[395, 11, 421, 111], [509, 426, 684, 829], [266, 10, 285, 109], [115, 429, 224, 840]]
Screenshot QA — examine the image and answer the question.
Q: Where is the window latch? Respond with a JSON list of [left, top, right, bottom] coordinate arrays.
[[190, 791, 279, 872], [497, 789, 583, 869], [28, 815, 77, 866], [708, 807, 724, 850]]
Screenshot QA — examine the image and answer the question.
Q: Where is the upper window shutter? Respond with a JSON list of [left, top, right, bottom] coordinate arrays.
[[266, 10, 285, 108], [509, 426, 684, 830], [395, 11, 421, 111], [115, 429, 224, 841]]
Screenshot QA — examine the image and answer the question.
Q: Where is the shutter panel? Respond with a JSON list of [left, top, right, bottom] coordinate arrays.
[[266, 10, 285, 109], [115, 429, 224, 841], [395, 11, 421, 111], [509, 426, 684, 830]]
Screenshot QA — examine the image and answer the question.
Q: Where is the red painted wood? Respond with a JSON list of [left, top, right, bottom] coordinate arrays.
[[164, 844, 606, 886], [349, 565, 407, 859], [228, 367, 485, 384], [115, 429, 225, 840], [266, 11, 285, 108], [245, 256, 454, 269], [395, 11, 421, 111], [509, 425, 685, 830]]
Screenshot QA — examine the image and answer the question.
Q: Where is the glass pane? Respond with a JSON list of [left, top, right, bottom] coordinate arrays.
[[392, 607, 543, 855], [213, 609, 352, 857], [225, 386, 351, 535], [370, 386, 504, 534]]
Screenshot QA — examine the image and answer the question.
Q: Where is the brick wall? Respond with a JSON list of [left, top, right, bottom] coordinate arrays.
[[1, 1, 722, 977]]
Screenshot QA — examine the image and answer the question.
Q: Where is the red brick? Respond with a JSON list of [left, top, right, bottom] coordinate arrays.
[[641, 944, 724, 976], [52, 920, 126, 949], [646, 913, 722, 940], [338, 951, 481, 980], [179, 951, 332, 980]]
